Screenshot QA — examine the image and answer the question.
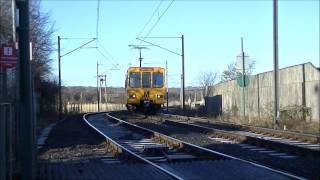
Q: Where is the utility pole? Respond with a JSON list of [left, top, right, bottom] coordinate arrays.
[[57, 37, 95, 117], [181, 35, 185, 111], [17, 0, 33, 179], [166, 60, 168, 113], [241, 37, 246, 119], [273, 0, 280, 130], [58, 36, 62, 119]]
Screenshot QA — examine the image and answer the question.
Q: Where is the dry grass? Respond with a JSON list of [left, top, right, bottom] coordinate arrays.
[[218, 113, 319, 134]]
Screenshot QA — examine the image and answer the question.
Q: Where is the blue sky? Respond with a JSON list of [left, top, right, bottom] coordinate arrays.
[[42, 0, 319, 87]]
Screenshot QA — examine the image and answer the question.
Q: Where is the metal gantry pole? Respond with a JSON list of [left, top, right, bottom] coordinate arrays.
[[273, 0, 280, 129], [58, 36, 62, 119], [17, 0, 34, 179], [181, 35, 185, 111]]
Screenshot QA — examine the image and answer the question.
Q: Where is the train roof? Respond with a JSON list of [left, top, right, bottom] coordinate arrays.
[[127, 67, 165, 72]]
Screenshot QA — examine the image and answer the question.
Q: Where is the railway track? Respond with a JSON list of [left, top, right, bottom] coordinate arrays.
[[111, 111, 320, 179], [84, 113, 179, 180], [156, 113, 320, 158], [84, 112, 304, 180], [161, 113, 319, 142], [37, 114, 183, 180]]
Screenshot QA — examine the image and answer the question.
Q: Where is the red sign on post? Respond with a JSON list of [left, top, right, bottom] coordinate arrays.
[[0, 44, 18, 68]]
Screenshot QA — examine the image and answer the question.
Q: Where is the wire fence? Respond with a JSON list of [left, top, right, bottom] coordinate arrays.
[[64, 102, 126, 114]]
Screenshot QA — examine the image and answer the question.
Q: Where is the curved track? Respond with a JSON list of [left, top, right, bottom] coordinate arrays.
[[111, 111, 320, 179], [83, 113, 182, 180], [84, 112, 304, 180]]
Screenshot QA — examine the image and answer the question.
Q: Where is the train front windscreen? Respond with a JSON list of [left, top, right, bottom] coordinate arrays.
[[152, 73, 163, 88], [142, 72, 151, 88], [129, 72, 141, 88], [129, 71, 163, 88]]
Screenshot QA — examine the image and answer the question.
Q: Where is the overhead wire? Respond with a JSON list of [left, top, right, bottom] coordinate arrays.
[[140, 0, 175, 42], [97, 40, 118, 65], [132, 0, 164, 45], [96, 48, 118, 69], [95, 0, 119, 69]]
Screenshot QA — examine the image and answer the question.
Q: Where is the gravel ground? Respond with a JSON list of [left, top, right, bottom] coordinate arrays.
[[37, 114, 112, 162], [112, 112, 320, 179], [36, 114, 178, 180]]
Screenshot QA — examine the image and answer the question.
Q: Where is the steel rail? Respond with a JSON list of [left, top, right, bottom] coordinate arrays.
[[106, 114, 185, 151], [160, 113, 320, 144], [108, 113, 306, 180], [82, 113, 184, 180], [163, 119, 319, 158]]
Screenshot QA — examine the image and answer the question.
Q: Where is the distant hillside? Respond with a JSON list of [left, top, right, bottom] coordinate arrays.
[[62, 86, 125, 104]]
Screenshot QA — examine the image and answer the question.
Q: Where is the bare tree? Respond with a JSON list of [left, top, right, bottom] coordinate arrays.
[[29, 0, 59, 116], [220, 63, 240, 82], [1, 0, 58, 115], [0, 1, 13, 42], [220, 60, 256, 82], [198, 71, 218, 97], [0, 0, 12, 43], [29, 0, 55, 83]]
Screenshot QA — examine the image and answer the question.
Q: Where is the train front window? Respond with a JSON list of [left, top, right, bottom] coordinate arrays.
[[153, 73, 163, 88], [142, 72, 151, 88], [129, 72, 141, 88]]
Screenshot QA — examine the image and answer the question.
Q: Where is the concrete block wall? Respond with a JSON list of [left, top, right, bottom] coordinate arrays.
[[209, 63, 320, 122]]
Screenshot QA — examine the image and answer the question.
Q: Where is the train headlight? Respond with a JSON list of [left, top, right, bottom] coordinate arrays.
[[156, 94, 163, 99], [129, 94, 136, 99]]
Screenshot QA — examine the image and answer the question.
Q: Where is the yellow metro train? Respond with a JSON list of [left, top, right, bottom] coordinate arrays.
[[125, 67, 166, 113]]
